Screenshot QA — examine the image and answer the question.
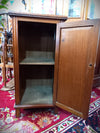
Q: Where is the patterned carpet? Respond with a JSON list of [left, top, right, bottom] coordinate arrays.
[[0, 77, 100, 133]]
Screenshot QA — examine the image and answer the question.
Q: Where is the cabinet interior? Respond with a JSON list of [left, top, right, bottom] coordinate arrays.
[[18, 21, 56, 105], [18, 21, 56, 65], [19, 65, 54, 105]]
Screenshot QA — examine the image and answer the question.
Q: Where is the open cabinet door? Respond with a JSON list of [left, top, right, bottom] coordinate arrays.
[[54, 20, 99, 119]]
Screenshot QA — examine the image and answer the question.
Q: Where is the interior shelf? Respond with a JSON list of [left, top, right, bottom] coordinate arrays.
[[19, 51, 55, 65], [21, 79, 53, 105]]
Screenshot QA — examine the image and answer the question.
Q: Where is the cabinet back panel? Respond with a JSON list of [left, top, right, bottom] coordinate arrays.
[[21, 79, 53, 105], [19, 65, 54, 101], [18, 21, 56, 62]]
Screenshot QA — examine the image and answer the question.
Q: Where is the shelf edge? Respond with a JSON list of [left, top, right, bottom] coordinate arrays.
[[14, 104, 54, 109]]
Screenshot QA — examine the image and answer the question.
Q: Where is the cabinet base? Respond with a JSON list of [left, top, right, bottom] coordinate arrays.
[[14, 104, 54, 117], [14, 104, 54, 109]]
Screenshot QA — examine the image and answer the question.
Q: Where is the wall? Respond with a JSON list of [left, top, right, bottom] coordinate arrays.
[[88, 0, 100, 19]]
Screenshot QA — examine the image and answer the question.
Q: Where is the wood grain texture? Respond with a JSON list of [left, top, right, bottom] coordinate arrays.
[[12, 17, 20, 104], [16, 17, 63, 24], [56, 102, 83, 118], [8, 12, 67, 21], [55, 20, 99, 119], [53, 24, 60, 104], [14, 104, 54, 109]]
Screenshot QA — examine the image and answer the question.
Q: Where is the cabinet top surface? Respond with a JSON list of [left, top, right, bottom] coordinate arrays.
[[8, 12, 67, 21]]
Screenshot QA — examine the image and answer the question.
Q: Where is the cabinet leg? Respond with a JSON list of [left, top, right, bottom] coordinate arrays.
[[16, 109, 20, 117], [2, 66, 6, 87], [9, 68, 12, 79], [54, 106, 58, 114]]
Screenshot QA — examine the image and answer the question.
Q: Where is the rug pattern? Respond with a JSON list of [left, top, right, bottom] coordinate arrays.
[[43, 98, 100, 133], [0, 78, 100, 133]]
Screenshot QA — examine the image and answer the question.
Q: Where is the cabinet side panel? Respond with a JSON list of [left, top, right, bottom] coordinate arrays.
[[93, 21, 100, 87], [53, 24, 60, 104], [12, 17, 20, 104]]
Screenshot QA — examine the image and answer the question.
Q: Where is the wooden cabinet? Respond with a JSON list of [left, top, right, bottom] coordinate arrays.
[[9, 12, 99, 119]]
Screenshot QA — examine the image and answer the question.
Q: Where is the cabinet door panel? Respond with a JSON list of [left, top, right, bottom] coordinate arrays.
[[55, 20, 99, 119]]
